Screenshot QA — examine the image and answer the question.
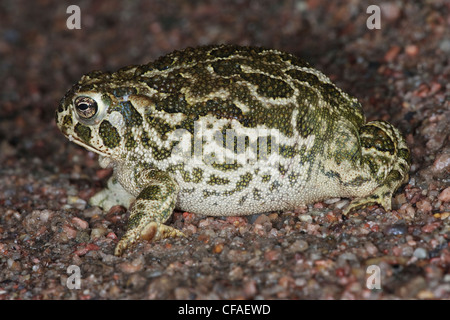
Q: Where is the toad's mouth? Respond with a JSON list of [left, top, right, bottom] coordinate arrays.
[[66, 134, 109, 157]]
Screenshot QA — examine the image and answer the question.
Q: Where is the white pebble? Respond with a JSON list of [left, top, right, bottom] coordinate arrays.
[[413, 248, 428, 259]]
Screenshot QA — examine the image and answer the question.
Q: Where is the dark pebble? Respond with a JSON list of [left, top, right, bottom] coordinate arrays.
[[384, 222, 408, 236]]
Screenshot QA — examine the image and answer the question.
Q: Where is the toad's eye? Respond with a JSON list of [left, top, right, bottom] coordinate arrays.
[[74, 96, 98, 119]]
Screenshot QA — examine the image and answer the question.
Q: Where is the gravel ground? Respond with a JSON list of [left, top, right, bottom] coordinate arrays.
[[0, 0, 449, 300]]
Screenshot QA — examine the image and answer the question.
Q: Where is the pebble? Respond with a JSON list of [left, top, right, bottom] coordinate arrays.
[[174, 287, 191, 300], [74, 243, 100, 256], [313, 202, 325, 209], [229, 266, 244, 280], [416, 199, 432, 214], [393, 193, 407, 208], [243, 280, 257, 297], [434, 212, 450, 220], [126, 274, 146, 291], [398, 276, 426, 298], [253, 214, 270, 225], [37, 209, 53, 223], [306, 223, 320, 234], [380, 2, 401, 21], [185, 224, 197, 235], [62, 224, 78, 239], [413, 248, 428, 259], [299, 214, 312, 223], [326, 212, 338, 223], [289, 240, 309, 252], [71, 217, 89, 230], [182, 211, 196, 223], [384, 45, 401, 62], [226, 216, 248, 227], [401, 245, 414, 257], [431, 153, 450, 174], [438, 187, 450, 202], [212, 243, 224, 254], [67, 196, 87, 210], [421, 222, 440, 233], [324, 197, 340, 204], [364, 242, 379, 256], [405, 44, 419, 57], [384, 222, 407, 235], [397, 203, 416, 218], [334, 199, 349, 210], [439, 39, 450, 53], [337, 253, 358, 265], [264, 249, 281, 261], [417, 290, 435, 299], [83, 206, 103, 218], [106, 232, 118, 239], [198, 218, 213, 228], [119, 257, 144, 273], [90, 227, 108, 239]]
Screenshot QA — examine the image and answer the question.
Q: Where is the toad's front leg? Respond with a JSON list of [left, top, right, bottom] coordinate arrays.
[[114, 170, 185, 256]]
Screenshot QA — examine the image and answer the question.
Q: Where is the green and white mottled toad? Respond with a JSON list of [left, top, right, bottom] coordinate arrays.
[[56, 45, 410, 256]]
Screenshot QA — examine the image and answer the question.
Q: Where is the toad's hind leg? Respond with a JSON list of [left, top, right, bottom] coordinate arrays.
[[343, 120, 410, 215]]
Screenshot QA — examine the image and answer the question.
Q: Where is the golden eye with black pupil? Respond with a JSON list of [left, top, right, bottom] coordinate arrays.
[[74, 96, 98, 119]]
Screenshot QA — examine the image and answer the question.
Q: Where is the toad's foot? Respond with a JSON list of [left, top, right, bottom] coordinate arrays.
[[114, 221, 185, 256], [343, 181, 395, 215]]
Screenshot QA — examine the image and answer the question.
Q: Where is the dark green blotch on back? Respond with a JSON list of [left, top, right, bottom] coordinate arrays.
[[286, 69, 322, 86], [211, 59, 243, 77], [241, 73, 294, 99], [134, 64, 154, 77], [274, 52, 310, 68], [154, 94, 188, 114], [296, 101, 317, 138], [204, 99, 244, 120], [287, 69, 362, 126], [152, 54, 176, 71], [208, 45, 255, 58], [111, 87, 137, 98], [320, 83, 349, 108], [142, 72, 188, 94]]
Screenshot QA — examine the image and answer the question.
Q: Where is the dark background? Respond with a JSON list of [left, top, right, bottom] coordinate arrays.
[[0, 0, 448, 299]]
